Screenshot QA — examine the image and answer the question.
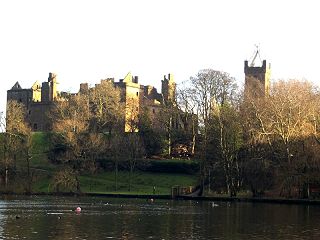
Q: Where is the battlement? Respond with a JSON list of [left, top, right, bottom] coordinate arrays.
[[245, 60, 265, 73]]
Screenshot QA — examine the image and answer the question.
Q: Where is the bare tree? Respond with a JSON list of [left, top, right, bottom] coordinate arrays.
[[242, 79, 320, 197], [177, 84, 198, 155], [1, 100, 31, 191], [156, 103, 177, 156], [124, 133, 145, 191], [211, 102, 243, 196], [89, 80, 124, 133], [243, 80, 317, 162], [138, 106, 164, 157], [187, 69, 238, 195], [109, 132, 126, 191], [50, 81, 125, 192], [50, 94, 91, 192]]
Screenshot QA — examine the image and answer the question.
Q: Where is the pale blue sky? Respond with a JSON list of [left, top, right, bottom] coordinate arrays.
[[0, 0, 319, 112]]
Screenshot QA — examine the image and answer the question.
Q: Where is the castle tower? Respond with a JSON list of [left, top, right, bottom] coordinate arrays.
[[120, 72, 141, 132], [161, 73, 176, 104], [244, 59, 271, 97], [41, 72, 59, 102], [79, 83, 89, 94], [49, 72, 58, 101]]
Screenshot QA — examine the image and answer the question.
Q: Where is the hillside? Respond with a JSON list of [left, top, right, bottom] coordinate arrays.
[[10, 132, 199, 195]]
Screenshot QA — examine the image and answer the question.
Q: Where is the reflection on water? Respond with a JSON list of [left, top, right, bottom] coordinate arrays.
[[0, 201, 7, 238], [0, 195, 320, 239]]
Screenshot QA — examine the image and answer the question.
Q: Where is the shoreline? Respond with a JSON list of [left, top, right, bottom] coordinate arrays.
[[2, 191, 320, 205], [177, 195, 320, 205]]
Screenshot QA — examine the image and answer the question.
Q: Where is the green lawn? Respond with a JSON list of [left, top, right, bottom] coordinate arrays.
[[30, 132, 56, 171], [32, 170, 197, 195], [79, 171, 198, 195], [31, 132, 51, 152]]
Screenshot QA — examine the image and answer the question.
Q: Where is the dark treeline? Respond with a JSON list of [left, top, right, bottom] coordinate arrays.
[[1, 71, 320, 198]]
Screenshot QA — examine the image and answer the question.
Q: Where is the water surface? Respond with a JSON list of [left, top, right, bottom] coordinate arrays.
[[0, 195, 319, 239]]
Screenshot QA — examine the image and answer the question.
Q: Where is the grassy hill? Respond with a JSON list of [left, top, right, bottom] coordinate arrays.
[[24, 132, 198, 195]]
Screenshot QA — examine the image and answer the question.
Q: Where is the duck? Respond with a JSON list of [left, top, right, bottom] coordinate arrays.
[[211, 202, 219, 207]]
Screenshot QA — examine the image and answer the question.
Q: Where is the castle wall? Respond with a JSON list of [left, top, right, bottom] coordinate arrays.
[[31, 81, 42, 102], [28, 102, 53, 131], [7, 89, 32, 108], [41, 82, 50, 102], [32, 88, 41, 102]]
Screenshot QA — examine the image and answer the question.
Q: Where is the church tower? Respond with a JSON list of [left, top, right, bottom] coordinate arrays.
[[244, 49, 271, 97]]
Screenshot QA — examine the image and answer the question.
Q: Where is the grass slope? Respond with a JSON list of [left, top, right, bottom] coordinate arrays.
[[30, 132, 56, 171], [32, 170, 198, 195], [79, 171, 197, 195]]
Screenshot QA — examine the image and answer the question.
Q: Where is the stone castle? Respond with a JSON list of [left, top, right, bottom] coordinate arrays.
[[7, 57, 270, 132], [7, 72, 176, 132]]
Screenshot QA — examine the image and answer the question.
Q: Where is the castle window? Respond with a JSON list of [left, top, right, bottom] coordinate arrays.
[[19, 98, 22, 102], [29, 110, 31, 115], [136, 92, 139, 96], [152, 109, 155, 114], [33, 123, 38, 130]]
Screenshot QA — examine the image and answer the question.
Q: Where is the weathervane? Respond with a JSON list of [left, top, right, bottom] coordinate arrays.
[[249, 44, 262, 67]]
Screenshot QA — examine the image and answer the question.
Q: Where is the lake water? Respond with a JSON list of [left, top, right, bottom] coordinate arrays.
[[0, 195, 320, 239]]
